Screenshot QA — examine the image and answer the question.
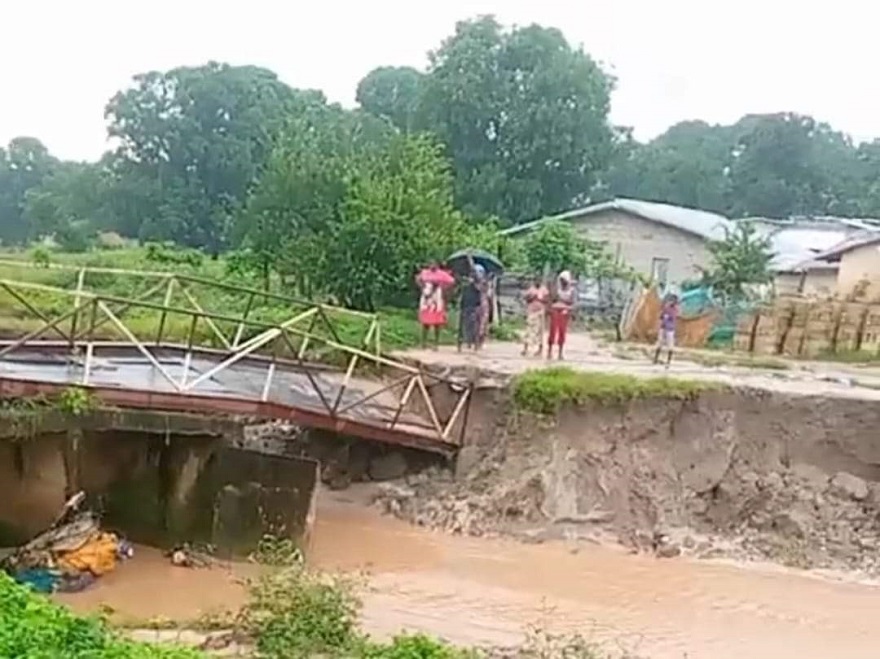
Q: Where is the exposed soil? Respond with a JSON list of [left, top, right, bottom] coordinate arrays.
[[372, 384, 880, 576]]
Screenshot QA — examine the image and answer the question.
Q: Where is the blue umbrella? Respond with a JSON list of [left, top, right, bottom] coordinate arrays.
[[446, 249, 504, 277]]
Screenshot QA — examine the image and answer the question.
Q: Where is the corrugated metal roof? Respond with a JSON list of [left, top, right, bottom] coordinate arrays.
[[779, 231, 880, 273], [812, 232, 880, 261], [768, 227, 852, 271], [500, 198, 733, 241], [742, 215, 880, 233]]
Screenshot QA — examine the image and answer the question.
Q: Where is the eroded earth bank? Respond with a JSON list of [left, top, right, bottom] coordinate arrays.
[[360, 380, 880, 576]]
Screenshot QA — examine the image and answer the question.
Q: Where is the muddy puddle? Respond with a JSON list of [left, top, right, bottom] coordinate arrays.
[[59, 490, 880, 659]]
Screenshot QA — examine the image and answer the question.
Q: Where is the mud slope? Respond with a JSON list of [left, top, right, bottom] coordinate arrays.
[[378, 387, 880, 573]]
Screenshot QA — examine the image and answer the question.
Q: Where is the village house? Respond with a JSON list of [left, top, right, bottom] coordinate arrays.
[[740, 216, 880, 296], [778, 232, 880, 299], [500, 198, 733, 286]]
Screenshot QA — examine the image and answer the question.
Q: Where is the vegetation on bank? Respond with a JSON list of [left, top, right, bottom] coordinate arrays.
[[2, 563, 630, 658], [0, 572, 202, 658], [0, 387, 98, 440], [512, 367, 718, 414]]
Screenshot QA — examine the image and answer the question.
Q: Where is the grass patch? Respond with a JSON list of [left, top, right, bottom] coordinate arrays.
[[680, 350, 791, 371], [238, 565, 479, 658], [810, 349, 880, 364], [513, 367, 717, 414]]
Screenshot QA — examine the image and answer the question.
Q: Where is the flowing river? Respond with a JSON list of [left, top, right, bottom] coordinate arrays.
[[59, 490, 880, 659]]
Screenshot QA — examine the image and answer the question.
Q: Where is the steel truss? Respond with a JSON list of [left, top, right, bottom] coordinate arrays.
[[0, 261, 470, 453]]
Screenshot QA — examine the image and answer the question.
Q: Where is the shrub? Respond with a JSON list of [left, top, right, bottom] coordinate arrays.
[[361, 633, 475, 658], [238, 566, 362, 658], [0, 572, 203, 658], [250, 534, 304, 567]]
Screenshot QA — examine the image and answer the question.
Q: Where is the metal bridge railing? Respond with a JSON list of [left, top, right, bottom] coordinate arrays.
[[0, 269, 470, 449]]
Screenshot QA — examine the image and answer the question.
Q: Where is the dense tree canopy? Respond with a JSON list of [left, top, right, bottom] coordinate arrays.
[[606, 112, 878, 219], [425, 17, 615, 224], [355, 66, 423, 133], [104, 62, 308, 253], [3, 13, 880, 312], [240, 102, 487, 309]]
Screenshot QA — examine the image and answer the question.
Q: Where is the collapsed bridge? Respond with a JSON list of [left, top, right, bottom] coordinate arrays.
[[0, 260, 472, 456], [0, 260, 475, 555]]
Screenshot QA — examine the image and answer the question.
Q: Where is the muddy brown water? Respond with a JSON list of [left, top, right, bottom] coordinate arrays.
[[58, 491, 880, 659]]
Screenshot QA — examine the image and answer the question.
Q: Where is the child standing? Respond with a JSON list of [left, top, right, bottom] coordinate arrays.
[[653, 294, 679, 366]]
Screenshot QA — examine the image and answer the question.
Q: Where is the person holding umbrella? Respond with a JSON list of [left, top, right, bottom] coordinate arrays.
[[416, 261, 454, 350], [446, 249, 504, 353], [458, 262, 484, 352]]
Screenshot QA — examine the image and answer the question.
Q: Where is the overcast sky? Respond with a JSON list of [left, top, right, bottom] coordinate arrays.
[[2, 0, 876, 161]]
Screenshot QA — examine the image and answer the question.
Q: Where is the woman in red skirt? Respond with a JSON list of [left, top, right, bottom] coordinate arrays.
[[548, 270, 575, 360], [416, 262, 454, 349]]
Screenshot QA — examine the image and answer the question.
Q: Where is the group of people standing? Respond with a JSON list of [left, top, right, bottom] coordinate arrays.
[[417, 259, 680, 366], [417, 261, 577, 358], [416, 260, 494, 352], [520, 271, 576, 360]]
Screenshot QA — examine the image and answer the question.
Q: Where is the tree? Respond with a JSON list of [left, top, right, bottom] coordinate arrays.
[[607, 112, 867, 220], [604, 121, 732, 214], [702, 223, 773, 298], [522, 219, 633, 281], [24, 161, 111, 240], [243, 110, 488, 310], [104, 62, 306, 253], [0, 137, 57, 245], [356, 66, 424, 133], [726, 113, 828, 218], [524, 221, 587, 274], [238, 103, 392, 291], [413, 16, 615, 224], [324, 134, 475, 309]]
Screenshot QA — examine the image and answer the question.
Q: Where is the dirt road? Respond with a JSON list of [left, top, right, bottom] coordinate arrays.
[[400, 332, 880, 400]]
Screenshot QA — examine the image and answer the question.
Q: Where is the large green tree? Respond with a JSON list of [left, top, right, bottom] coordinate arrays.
[[104, 62, 306, 253], [359, 16, 616, 225], [24, 161, 112, 242], [237, 102, 393, 291], [242, 107, 485, 309]]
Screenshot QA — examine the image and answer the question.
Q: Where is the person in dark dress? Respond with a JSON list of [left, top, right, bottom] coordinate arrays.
[[458, 263, 484, 352]]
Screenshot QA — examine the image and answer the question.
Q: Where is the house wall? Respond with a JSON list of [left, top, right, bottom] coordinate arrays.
[[566, 209, 713, 284], [838, 242, 880, 300], [774, 270, 842, 297], [802, 269, 839, 297]]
